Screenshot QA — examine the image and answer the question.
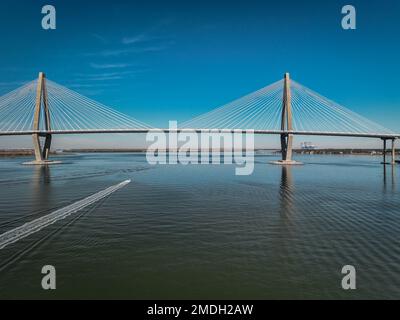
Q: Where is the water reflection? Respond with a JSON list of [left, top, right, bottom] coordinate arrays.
[[31, 165, 53, 212], [34, 165, 52, 185], [279, 166, 295, 222], [383, 165, 396, 192]]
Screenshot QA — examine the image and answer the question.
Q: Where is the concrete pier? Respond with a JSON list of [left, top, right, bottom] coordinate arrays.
[[391, 138, 396, 165], [381, 138, 397, 165]]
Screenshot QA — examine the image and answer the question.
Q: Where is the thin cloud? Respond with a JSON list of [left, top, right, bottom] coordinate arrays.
[[91, 33, 108, 44], [83, 48, 131, 57], [76, 89, 105, 96], [77, 71, 136, 78], [67, 83, 118, 89], [122, 34, 152, 45], [90, 63, 133, 69], [84, 25, 175, 57], [73, 70, 142, 82], [84, 45, 168, 57], [75, 76, 123, 81], [122, 19, 174, 45]]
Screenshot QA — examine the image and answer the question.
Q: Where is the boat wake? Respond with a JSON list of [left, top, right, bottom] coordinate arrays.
[[0, 179, 131, 250]]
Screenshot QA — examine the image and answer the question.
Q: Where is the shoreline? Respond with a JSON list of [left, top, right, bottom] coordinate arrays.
[[0, 148, 398, 157]]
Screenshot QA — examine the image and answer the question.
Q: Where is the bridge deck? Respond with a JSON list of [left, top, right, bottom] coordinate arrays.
[[0, 129, 398, 139]]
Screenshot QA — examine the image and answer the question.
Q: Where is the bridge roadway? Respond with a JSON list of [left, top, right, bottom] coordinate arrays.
[[0, 129, 399, 139]]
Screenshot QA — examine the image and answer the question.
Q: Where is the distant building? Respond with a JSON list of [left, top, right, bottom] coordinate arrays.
[[300, 142, 316, 150]]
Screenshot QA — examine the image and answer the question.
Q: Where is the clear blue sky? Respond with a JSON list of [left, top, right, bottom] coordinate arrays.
[[0, 0, 399, 148]]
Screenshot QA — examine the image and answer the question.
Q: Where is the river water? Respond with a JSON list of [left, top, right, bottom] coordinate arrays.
[[0, 153, 399, 299]]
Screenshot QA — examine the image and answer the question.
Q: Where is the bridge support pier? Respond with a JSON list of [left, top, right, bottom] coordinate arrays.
[[280, 133, 294, 162], [391, 138, 397, 165], [381, 138, 392, 165], [381, 138, 397, 165], [271, 73, 302, 165], [382, 138, 387, 164], [23, 72, 60, 166]]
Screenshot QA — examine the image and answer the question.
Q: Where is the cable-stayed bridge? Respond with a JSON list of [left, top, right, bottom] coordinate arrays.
[[0, 72, 398, 165]]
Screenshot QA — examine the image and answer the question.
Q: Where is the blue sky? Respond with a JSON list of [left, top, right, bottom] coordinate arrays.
[[0, 0, 399, 148]]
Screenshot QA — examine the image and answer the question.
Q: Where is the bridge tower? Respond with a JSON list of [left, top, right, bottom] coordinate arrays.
[[281, 73, 293, 162], [26, 72, 58, 165], [272, 73, 301, 165]]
